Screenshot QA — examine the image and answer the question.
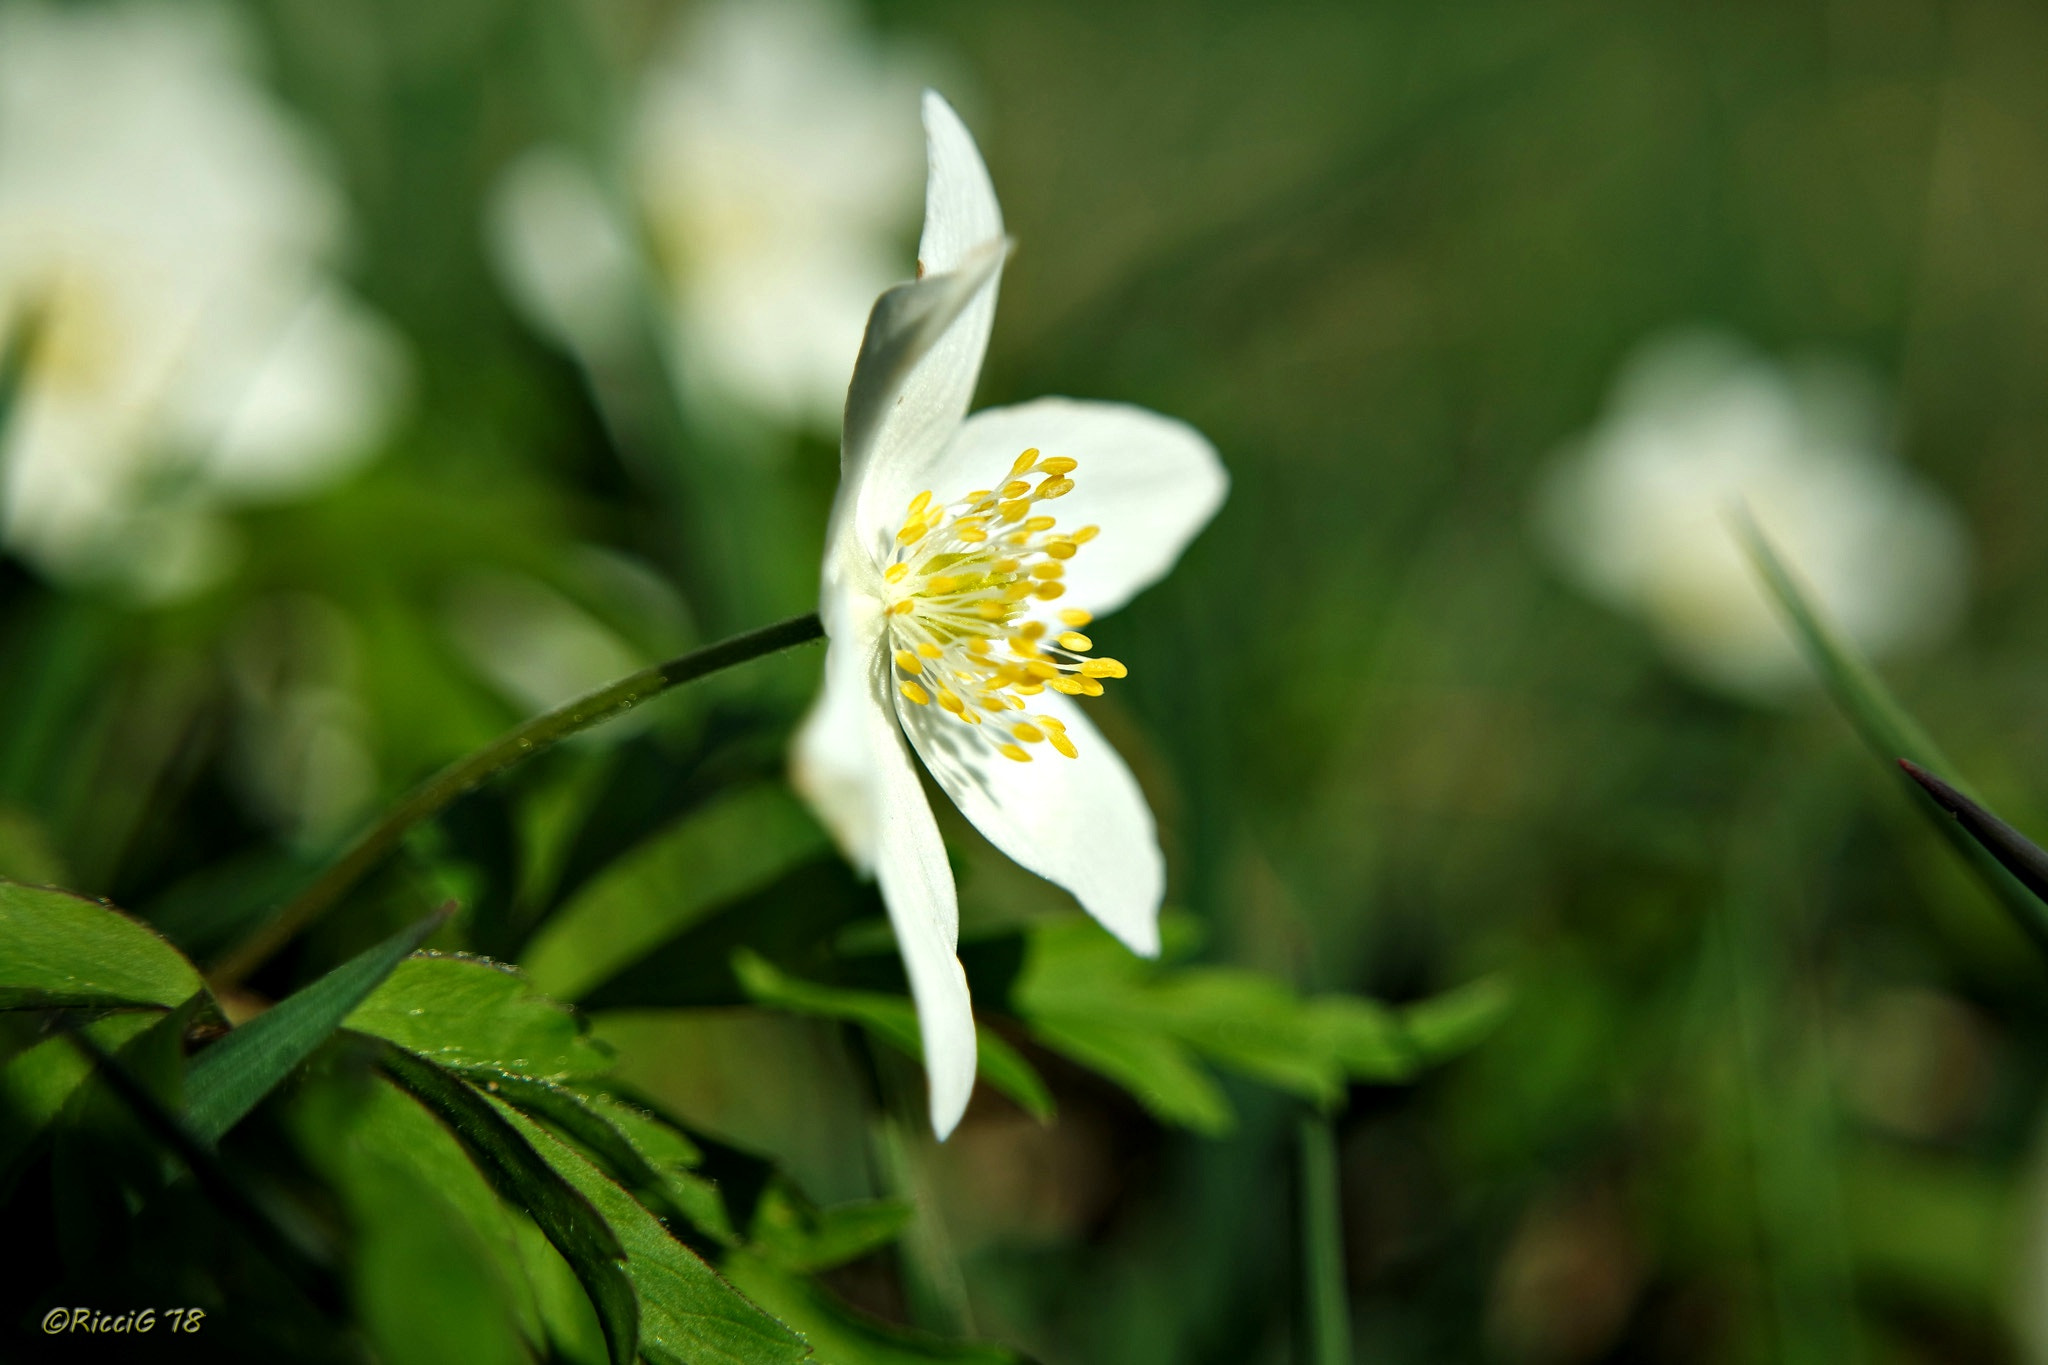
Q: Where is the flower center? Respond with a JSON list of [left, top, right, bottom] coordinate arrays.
[[881, 447, 1127, 763]]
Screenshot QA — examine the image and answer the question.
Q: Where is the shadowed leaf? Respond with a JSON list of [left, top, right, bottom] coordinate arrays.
[[1900, 760, 2048, 907]]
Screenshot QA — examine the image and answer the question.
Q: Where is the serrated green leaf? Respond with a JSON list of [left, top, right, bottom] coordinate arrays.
[[185, 910, 448, 1144], [0, 880, 202, 1010], [1027, 1014, 1233, 1134], [749, 1184, 913, 1274], [347, 952, 613, 1079], [734, 948, 1054, 1121], [723, 1249, 1023, 1364], [296, 1071, 536, 1365], [488, 1073, 737, 1247], [377, 1042, 641, 1365], [1013, 918, 1504, 1130], [496, 1101, 813, 1365]]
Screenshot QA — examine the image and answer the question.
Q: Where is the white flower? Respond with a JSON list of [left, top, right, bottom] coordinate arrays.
[[793, 93, 1228, 1137], [489, 0, 928, 429], [0, 2, 403, 598], [1535, 330, 1967, 699]]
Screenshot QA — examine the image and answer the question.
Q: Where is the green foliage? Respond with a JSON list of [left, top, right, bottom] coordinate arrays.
[[0, 879, 201, 1010], [749, 1185, 915, 1275], [346, 951, 614, 1079], [185, 910, 448, 1143], [723, 1251, 1023, 1365], [377, 1043, 643, 1365], [735, 948, 1056, 1121], [1012, 917, 1508, 1132]]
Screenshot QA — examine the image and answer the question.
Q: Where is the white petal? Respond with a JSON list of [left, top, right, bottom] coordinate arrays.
[[832, 242, 1004, 561], [791, 592, 889, 871], [835, 92, 1007, 563], [922, 398, 1228, 616], [897, 688, 1164, 958], [791, 595, 977, 1137]]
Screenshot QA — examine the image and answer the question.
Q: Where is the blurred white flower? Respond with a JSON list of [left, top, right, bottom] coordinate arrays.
[[1536, 330, 1968, 699], [794, 94, 1227, 1138], [488, 0, 930, 429], [0, 2, 404, 598], [227, 595, 378, 852]]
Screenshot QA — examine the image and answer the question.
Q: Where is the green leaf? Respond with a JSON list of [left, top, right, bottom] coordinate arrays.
[[376, 1042, 641, 1365], [1400, 974, 1514, 1063], [346, 952, 613, 1080], [495, 1101, 813, 1365], [184, 909, 449, 1144], [749, 1184, 913, 1274], [488, 1073, 738, 1247], [0, 1012, 158, 1173], [734, 948, 1055, 1121], [1013, 918, 1507, 1130], [0, 880, 202, 1010], [723, 1250, 1022, 1364], [1739, 514, 2048, 951]]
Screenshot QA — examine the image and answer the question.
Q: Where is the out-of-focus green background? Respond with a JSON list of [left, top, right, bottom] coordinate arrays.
[[8, 1, 2048, 1361]]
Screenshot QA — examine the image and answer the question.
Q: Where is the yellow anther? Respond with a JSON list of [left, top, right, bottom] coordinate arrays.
[[997, 743, 1032, 762], [1023, 660, 1059, 680], [1081, 658, 1128, 679], [896, 521, 929, 545], [1009, 448, 1040, 476], [925, 575, 959, 595], [1014, 681, 1044, 696], [1002, 582, 1036, 602], [958, 528, 988, 543], [1059, 608, 1093, 627], [1058, 631, 1093, 651], [1078, 677, 1104, 697], [899, 681, 931, 705], [1024, 515, 1056, 532], [981, 697, 1009, 713], [965, 489, 992, 503], [1046, 540, 1078, 559], [937, 689, 965, 714], [893, 650, 923, 675], [1036, 476, 1075, 500], [1013, 723, 1046, 743], [916, 642, 942, 658], [1049, 730, 1079, 759], [968, 638, 992, 655], [908, 490, 932, 515], [1038, 456, 1077, 475], [1073, 525, 1100, 543], [1039, 716, 1066, 732], [1034, 581, 1066, 600], [998, 500, 1030, 523], [1031, 562, 1064, 580], [891, 600, 916, 615], [992, 559, 1021, 575], [1049, 677, 1086, 695], [1009, 638, 1041, 658], [1020, 620, 1048, 640], [976, 602, 1006, 620], [885, 562, 910, 583], [1001, 480, 1032, 499]]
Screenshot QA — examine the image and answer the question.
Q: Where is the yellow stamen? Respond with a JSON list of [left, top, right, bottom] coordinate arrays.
[[900, 681, 931, 705], [997, 743, 1032, 762], [1059, 609, 1093, 627], [894, 650, 923, 675]]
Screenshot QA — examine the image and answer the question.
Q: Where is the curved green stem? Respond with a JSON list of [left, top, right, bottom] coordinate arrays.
[[208, 611, 824, 989]]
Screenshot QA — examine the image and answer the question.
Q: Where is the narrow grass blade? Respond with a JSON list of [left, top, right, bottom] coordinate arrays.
[[1737, 511, 2048, 953], [1899, 760, 2048, 906], [184, 907, 450, 1144]]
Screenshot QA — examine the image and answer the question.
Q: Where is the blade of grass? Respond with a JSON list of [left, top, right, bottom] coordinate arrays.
[[1899, 760, 2048, 905], [1736, 510, 2048, 954], [184, 906, 451, 1143]]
